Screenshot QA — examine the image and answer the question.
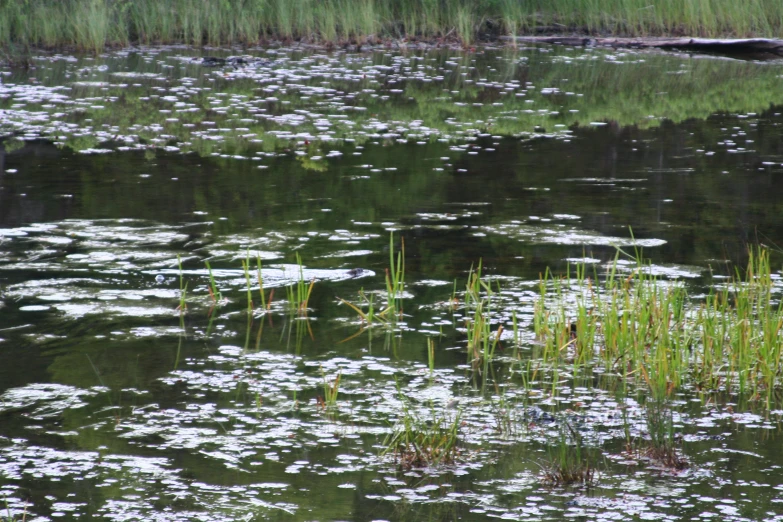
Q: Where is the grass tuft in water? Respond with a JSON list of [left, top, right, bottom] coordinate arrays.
[[534, 243, 783, 400], [384, 232, 406, 321], [204, 260, 223, 305], [320, 366, 342, 410], [285, 252, 315, 316], [541, 418, 597, 486], [382, 387, 462, 469]]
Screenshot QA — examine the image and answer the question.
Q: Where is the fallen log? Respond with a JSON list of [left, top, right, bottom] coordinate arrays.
[[500, 36, 783, 56]]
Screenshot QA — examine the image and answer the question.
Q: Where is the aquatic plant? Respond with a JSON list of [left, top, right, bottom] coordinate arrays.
[[382, 390, 462, 468], [533, 244, 783, 401], [320, 367, 342, 410], [4, 0, 783, 50], [641, 399, 688, 470], [463, 261, 503, 368], [541, 418, 597, 486], [2, 497, 26, 522], [204, 260, 223, 304], [285, 253, 315, 316], [384, 232, 406, 321]]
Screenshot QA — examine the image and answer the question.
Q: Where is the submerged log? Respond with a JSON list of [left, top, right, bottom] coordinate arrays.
[[500, 36, 783, 56]]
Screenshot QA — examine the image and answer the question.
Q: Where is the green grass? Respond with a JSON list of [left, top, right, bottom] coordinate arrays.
[[4, 0, 783, 51], [285, 252, 314, 316], [382, 388, 462, 468], [541, 418, 597, 486], [533, 244, 783, 402]]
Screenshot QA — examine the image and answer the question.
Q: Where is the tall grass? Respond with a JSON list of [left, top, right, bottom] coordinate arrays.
[[534, 245, 783, 402], [3, 0, 783, 51]]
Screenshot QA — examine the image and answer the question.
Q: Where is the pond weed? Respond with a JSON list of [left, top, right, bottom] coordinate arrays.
[[541, 417, 598, 486], [383, 384, 462, 469]]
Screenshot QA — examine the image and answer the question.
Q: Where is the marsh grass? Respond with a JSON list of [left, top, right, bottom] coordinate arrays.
[[534, 244, 783, 400], [385, 232, 405, 321], [2, 497, 27, 522], [320, 366, 342, 409], [641, 399, 688, 470], [464, 261, 503, 370], [204, 261, 223, 305], [285, 252, 315, 316], [6, 0, 783, 51], [541, 418, 597, 486], [382, 396, 462, 468]]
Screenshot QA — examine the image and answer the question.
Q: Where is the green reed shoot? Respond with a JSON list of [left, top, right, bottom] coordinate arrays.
[[286, 252, 315, 316], [427, 337, 435, 375], [204, 261, 222, 304], [177, 254, 188, 322], [321, 366, 341, 409], [382, 387, 461, 468], [384, 232, 405, 320], [242, 255, 253, 314], [542, 418, 597, 486]]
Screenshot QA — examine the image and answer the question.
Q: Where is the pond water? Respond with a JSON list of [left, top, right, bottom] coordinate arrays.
[[3, 44, 783, 521]]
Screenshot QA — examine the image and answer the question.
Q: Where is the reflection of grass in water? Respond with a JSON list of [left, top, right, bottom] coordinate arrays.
[[33, 52, 783, 162]]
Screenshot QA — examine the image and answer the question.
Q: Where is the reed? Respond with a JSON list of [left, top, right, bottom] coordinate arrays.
[[384, 232, 405, 321], [382, 389, 462, 468], [6, 0, 783, 51], [285, 253, 315, 316], [541, 418, 597, 486], [204, 261, 223, 305], [320, 366, 342, 410], [534, 244, 783, 402]]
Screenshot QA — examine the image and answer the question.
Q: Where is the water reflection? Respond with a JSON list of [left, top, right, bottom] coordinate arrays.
[[3, 46, 783, 521]]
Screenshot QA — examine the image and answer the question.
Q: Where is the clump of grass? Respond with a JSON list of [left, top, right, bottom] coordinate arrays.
[[320, 366, 342, 410], [463, 261, 503, 368], [204, 261, 223, 305], [384, 232, 405, 321], [382, 391, 462, 469], [641, 399, 688, 470], [285, 252, 315, 316], [541, 419, 597, 486], [338, 232, 405, 327], [534, 242, 783, 402]]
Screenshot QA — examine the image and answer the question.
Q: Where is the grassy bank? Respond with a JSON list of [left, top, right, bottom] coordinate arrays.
[[2, 0, 783, 52]]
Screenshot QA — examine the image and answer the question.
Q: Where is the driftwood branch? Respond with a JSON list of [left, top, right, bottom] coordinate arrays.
[[500, 36, 783, 56]]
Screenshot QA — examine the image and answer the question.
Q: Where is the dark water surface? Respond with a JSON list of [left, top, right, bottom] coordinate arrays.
[[2, 45, 783, 521]]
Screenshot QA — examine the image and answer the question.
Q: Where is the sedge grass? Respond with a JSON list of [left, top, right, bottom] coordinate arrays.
[[533, 243, 783, 402], [541, 418, 597, 486], [6, 0, 783, 52], [382, 389, 462, 468], [285, 252, 315, 316], [320, 366, 342, 409], [204, 261, 223, 305]]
